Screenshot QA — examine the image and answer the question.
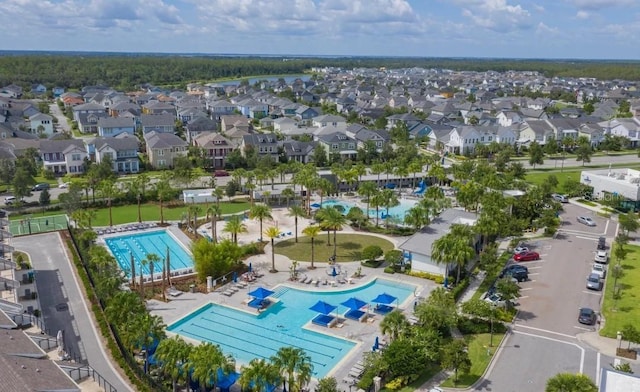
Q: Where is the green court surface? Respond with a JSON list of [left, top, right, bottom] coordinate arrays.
[[9, 214, 68, 236]]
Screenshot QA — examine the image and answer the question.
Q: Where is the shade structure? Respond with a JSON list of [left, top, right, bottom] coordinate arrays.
[[309, 300, 337, 315], [216, 369, 239, 390], [372, 292, 397, 305], [341, 297, 367, 310], [248, 287, 274, 300]]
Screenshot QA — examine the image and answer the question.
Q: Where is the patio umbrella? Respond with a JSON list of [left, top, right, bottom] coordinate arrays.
[[249, 262, 252, 273], [332, 266, 337, 277], [443, 276, 449, 289], [373, 336, 379, 351], [248, 287, 274, 300], [341, 297, 367, 310], [216, 368, 239, 391], [56, 330, 64, 354], [309, 300, 337, 315], [372, 293, 397, 305], [232, 271, 237, 283]]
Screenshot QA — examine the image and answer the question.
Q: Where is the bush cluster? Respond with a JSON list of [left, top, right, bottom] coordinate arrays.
[[406, 270, 445, 284], [457, 316, 507, 334]]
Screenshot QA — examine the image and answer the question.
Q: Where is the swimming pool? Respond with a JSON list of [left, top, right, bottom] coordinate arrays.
[[104, 230, 194, 278], [167, 278, 416, 378], [322, 198, 418, 221]]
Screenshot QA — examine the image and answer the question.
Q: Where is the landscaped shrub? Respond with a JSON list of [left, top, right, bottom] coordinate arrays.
[[407, 270, 445, 284], [362, 245, 383, 260], [240, 242, 265, 257], [457, 316, 508, 334], [384, 266, 396, 274], [361, 259, 384, 268], [451, 278, 470, 301]]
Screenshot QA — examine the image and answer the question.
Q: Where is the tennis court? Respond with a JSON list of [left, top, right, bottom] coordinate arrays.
[[9, 214, 69, 236]]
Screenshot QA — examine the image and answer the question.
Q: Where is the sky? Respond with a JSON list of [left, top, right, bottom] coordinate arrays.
[[0, 0, 639, 59]]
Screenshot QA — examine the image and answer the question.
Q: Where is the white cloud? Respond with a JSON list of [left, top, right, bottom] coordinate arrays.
[[576, 10, 590, 19], [535, 22, 559, 35], [457, 0, 532, 32], [569, 0, 635, 10]]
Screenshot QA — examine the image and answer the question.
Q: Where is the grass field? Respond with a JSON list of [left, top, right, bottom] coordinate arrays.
[[274, 233, 394, 263], [600, 245, 640, 338], [440, 333, 504, 388], [10, 201, 251, 227], [524, 170, 581, 189]]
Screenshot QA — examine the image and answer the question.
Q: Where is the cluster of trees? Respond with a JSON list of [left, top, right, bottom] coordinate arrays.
[[3, 54, 640, 91]]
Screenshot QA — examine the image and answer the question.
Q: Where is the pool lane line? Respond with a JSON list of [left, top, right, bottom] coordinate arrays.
[[180, 326, 329, 369], [197, 317, 339, 358], [202, 310, 347, 353]]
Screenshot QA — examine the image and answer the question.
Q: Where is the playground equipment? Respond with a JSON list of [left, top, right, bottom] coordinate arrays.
[[413, 180, 427, 195]]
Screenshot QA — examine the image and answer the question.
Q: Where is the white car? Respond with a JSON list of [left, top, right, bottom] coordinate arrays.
[[484, 293, 508, 307], [552, 193, 568, 203], [577, 216, 596, 226], [514, 246, 529, 254], [595, 250, 608, 264], [59, 182, 69, 189], [592, 263, 607, 279]]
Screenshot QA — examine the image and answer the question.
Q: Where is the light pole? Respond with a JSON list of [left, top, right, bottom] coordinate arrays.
[[489, 303, 496, 347]]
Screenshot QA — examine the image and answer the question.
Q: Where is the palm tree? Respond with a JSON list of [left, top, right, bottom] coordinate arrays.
[[302, 225, 321, 269], [432, 228, 475, 284], [155, 336, 193, 392], [281, 187, 296, 207], [271, 347, 313, 392], [250, 203, 273, 242], [264, 226, 282, 273], [223, 215, 248, 244], [123, 313, 166, 373], [246, 182, 256, 206], [126, 177, 143, 223], [142, 253, 161, 295], [155, 174, 173, 225], [380, 188, 399, 228], [239, 358, 280, 392], [212, 187, 225, 208], [408, 160, 423, 188], [99, 179, 118, 227], [232, 168, 246, 188], [287, 205, 306, 243], [105, 291, 146, 328], [380, 310, 409, 340], [545, 373, 597, 392], [357, 181, 377, 218], [206, 205, 221, 243], [316, 178, 334, 206], [370, 190, 385, 227], [371, 162, 384, 183], [404, 206, 429, 231], [322, 207, 347, 261], [188, 342, 234, 391]]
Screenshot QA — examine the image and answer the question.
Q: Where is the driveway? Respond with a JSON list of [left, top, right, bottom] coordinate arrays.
[[13, 233, 133, 392]]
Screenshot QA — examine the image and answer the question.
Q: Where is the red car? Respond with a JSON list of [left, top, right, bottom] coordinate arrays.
[[514, 251, 540, 262]]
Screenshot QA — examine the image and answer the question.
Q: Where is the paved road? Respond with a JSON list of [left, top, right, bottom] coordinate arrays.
[[510, 153, 638, 170], [13, 233, 133, 392], [49, 102, 70, 133]]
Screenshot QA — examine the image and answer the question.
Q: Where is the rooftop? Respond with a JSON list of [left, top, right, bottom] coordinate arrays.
[[583, 168, 640, 185]]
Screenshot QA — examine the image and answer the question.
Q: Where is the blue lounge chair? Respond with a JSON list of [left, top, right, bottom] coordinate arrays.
[[373, 304, 394, 315], [344, 309, 367, 322], [312, 314, 336, 327]]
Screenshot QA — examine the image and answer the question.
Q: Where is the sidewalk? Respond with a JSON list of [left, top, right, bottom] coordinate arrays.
[[567, 198, 618, 219]]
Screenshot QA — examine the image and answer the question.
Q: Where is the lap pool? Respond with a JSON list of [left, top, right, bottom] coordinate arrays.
[[167, 278, 416, 378], [104, 230, 194, 278], [322, 198, 418, 221]]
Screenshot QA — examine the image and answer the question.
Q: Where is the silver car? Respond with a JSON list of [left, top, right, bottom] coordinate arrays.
[[586, 273, 602, 291], [577, 216, 596, 226]]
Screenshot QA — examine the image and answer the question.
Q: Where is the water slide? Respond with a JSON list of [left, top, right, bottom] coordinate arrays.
[[413, 180, 427, 195]]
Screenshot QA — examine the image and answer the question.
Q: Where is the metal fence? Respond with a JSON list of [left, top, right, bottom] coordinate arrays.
[[60, 364, 118, 392]]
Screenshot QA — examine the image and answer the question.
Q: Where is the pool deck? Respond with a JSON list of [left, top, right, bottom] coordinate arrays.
[[147, 233, 437, 388]]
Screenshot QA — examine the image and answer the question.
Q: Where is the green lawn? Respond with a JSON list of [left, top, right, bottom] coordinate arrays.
[[10, 201, 251, 227], [601, 245, 640, 338], [440, 333, 503, 388], [274, 233, 395, 263], [524, 170, 581, 189]]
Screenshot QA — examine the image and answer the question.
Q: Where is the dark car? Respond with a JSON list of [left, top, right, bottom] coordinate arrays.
[[514, 251, 540, 262], [500, 268, 528, 282], [504, 264, 529, 274], [32, 183, 50, 191], [597, 237, 606, 250], [578, 308, 597, 325], [214, 170, 229, 177]]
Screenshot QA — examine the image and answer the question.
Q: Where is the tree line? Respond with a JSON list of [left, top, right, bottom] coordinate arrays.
[[1, 54, 640, 91]]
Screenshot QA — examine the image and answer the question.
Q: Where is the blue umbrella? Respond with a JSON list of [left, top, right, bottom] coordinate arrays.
[[309, 300, 337, 315], [372, 293, 397, 305], [332, 266, 337, 277], [232, 271, 237, 283], [373, 336, 379, 351], [341, 297, 367, 310], [248, 287, 274, 300]]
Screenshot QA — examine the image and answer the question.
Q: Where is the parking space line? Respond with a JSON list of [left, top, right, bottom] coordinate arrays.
[[514, 324, 577, 339], [574, 325, 593, 332], [582, 291, 602, 296], [576, 236, 598, 241], [518, 295, 529, 299], [520, 287, 533, 291], [528, 273, 540, 276], [527, 266, 543, 269]]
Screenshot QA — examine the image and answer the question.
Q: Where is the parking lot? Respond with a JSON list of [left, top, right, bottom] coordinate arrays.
[[485, 202, 617, 390]]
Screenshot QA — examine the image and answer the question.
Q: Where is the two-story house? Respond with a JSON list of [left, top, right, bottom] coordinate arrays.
[[193, 132, 235, 169], [140, 114, 175, 134], [143, 131, 188, 169], [28, 113, 54, 137], [348, 127, 390, 151], [72, 102, 106, 122], [602, 118, 640, 147], [579, 123, 605, 147], [97, 117, 136, 137], [89, 135, 140, 173], [207, 100, 237, 120], [241, 134, 279, 162], [41, 139, 87, 175], [142, 101, 176, 116], [295, 106, 319, 125], [312, 114, 347, 129], [446, 126, 482, 154], [280, 140, 315, 164], [316, 132, 357, 162], [518, 120, 556, 145], [185, 117, 218, 145], [221, 115, 250, 133], [109, 102, 141, 118], [77, 112, 108, 134]]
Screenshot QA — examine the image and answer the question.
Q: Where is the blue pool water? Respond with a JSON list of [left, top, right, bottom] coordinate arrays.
[[167, 278, 416, 378], [322, 198, 418, 221], [104, 230, 193, 278]]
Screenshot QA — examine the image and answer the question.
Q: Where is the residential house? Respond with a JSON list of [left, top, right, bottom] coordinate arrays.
[[31, 84, 47, 94], [207, 100, 237, 120], [221, 115, 250, 133], [399, 208, 480, 275], [312, 114, 347, 129], [295, 106, 319, 125], [241, 134, 279, 161], [140, 114, 176, 134], [109, 102, 141, 118], [547, 118, 581, 141], [519, 108, 548, 121], [446, 126, 482, 154], [273, 117, 298, 133], [97, 117, 136, 137], [141, 101, 176, 116], [236, 98, 268, 119], [350, 128, 390, 151], [0, 84, 23, 98], [518, 120, 556, 145], [40, 139, 87, 175], [578, 123, 605, 146], [497, 111, 523, 127], [602, 118, 640, 147], [185, 116, 218, 145], [72, 102, 106, 122], [427, 125, 454, 150], [386, 113, 421, 130], [52, 87, 65, 97], [316, 132, 357, 161], [193, 132, 235, 169], [89, 135, 140, 173], [144, 131, 188, 169], [77, 112, 108, 134], [280, 140, 315, 163], [28, 113, 54, 136]]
